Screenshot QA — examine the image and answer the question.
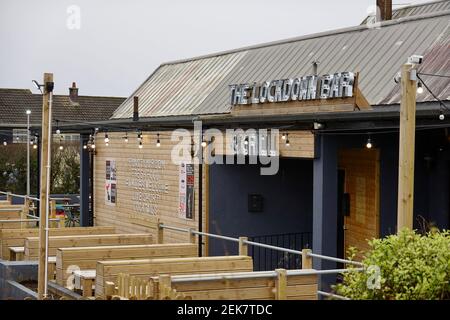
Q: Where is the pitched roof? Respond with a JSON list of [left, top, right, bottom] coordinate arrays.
[[0, 88, 126, 126], [111, 8, 450, 120]]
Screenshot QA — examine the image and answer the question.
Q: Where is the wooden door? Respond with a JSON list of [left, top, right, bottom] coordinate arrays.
[[338, 149, 380, 260]]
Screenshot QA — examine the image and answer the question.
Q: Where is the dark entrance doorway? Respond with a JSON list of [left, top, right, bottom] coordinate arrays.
[[208, 158, 313, 270]]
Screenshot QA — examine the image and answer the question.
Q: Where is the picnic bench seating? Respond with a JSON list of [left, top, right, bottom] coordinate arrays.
[[73, 270, 97, 297], [55, 243, 197, 286], [0, 226, 116, 259], [0, 206, 25, 229], [95, 255, 254, 299], [109, 269, 318, 300], [24, 233, 153, 260]]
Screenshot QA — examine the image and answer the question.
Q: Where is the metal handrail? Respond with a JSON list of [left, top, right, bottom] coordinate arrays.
[[0, 218, 61, 223], [168, 268, 363, 283], [0, 191, 40, 202], [308, 252, 364, 266], [159, 223, 364, 267], [317, 291, 351, 300]]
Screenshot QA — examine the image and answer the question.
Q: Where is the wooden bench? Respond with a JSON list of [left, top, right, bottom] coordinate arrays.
[[9, 246, 25, 261], [158, 269, 318, 300], [0, 226, 116, 259], [24, 233, 153, 260], [95, 255, 253, 299], [113, 269, 318, 300], [0, 207, 24, 229], [56, 243, 197, 286], [0, 205, 24, 211]]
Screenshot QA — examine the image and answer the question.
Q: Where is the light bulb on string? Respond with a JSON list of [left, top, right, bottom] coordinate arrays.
[[104, 133, 109, 144], [281, 133, 286, 140], [83, 144, 87, 150], [201, 137, 207, 148], [285, 133, 290, 147], [3, 140, 7, 146], [156, 133, 161, 147], [439, 111, 445, 121], [139, 141, 143, 149], [90, 135, 96, 149], [417, 81, 424, 94], [123, 133, 129, 143], [366, 137, 372, 149]]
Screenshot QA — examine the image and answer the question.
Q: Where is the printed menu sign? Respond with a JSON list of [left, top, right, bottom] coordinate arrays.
[[105, 159, 117, 205], [179, 162, 194, 220]]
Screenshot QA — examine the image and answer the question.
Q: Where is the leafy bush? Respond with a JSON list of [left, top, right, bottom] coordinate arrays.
[[334, 229, 450, 300], [0, 142, 80, 195]]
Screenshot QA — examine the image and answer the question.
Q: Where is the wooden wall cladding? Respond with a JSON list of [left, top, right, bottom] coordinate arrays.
[[338, 148, 380, 258], [94, 131, 206, 245]]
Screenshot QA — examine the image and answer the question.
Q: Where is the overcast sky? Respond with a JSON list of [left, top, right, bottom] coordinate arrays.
[[0, 0, 430, 97]]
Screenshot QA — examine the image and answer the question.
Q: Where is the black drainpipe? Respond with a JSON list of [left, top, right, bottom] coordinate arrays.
[[89, 151, 94, 226], [198, 162, 203, 257]]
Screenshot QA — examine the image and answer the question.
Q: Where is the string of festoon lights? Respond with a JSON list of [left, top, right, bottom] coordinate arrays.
[[80, 129, 297, 150], [416, 73, 450, 121]]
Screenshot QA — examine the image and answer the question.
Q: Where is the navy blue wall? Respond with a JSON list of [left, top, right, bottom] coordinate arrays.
[[314, 129, 449, 247], [208, 158, 313, 256], [313, 130, 450, 290]]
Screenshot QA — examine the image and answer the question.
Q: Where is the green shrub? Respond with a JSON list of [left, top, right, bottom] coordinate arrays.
[[333, 229, 450, 300]]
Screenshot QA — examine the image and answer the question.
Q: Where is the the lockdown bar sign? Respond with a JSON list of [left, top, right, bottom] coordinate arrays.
[[229, 72, 355, 106]]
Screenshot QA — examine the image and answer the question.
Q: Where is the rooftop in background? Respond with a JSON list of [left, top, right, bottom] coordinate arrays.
[[361, 0, 450, 24], [0, 84, 126, 127], [111, 3, 450, 120]]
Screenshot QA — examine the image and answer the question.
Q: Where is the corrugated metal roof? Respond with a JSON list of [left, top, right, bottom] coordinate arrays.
[[112, 52, 247, 119], [112, 10, 450, 119], [362, 0, 450, 24]]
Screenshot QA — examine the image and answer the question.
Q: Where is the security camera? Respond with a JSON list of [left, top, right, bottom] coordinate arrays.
[[313, 122, 324, 130], [407, 55, 423, 65]]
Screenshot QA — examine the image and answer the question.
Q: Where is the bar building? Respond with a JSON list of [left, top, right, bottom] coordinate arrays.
[[66, 2, 450, 288]]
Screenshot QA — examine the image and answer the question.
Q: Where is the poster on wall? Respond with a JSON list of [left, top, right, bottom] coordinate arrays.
[[179, 162, 194, 220], [105, 159, 117, 206]]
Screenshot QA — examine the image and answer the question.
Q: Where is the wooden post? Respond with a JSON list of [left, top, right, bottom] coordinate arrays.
[[238, 236, 248, 256], [50, 199, 56, 228], [159, 275, 172, 299], [59, 215, 66, 228], [188, 228, 196, 244], [275, 269, 287, 300], [105, 281, 117, 299], [397, 64, 416, 231], [21, 197, 29, 229], [6, 193, 12, 203], [302, 249, 313, 269], [37, 73, 53, 300], [157, 219, 164, 244]]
